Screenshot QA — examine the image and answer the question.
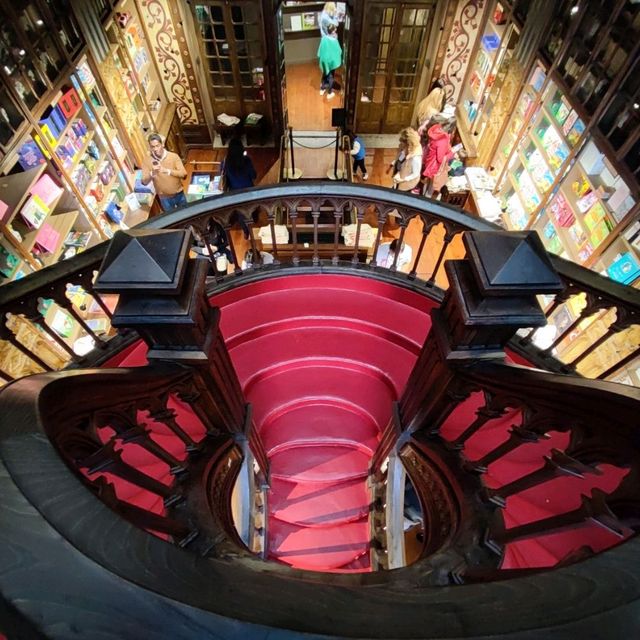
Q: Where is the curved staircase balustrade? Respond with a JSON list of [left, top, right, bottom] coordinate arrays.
[[2, 224, 640, 636], [0, 364, 253, 554], [0, 183, 638, 387], [392, 358, 640, 585], [1, 348, 640, 636]]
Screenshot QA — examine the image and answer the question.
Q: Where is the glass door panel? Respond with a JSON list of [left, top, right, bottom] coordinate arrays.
[[357, 2, 434, 133]]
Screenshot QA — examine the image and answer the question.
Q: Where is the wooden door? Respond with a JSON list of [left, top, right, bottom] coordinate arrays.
[[191, 1, 270, 122], [356, 1, 436, 133]]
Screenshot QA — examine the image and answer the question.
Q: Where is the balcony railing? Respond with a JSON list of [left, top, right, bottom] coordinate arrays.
[[1, 183, 638, 387], [1, 219, 639, 638]]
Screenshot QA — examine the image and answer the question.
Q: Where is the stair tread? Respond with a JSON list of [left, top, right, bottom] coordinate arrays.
[[260, 403, 380, 455], [268, 518, 370, 571], [270, 443, 371, 483], [269, 477, 369, 527]]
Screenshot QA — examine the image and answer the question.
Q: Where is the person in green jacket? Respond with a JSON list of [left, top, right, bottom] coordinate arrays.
[[317, 23, 342, 99]]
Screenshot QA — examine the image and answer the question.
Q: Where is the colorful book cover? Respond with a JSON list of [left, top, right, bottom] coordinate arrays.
[[20, 194, 49, 229], [31, 174, 63, 207], [34, 222, 61, 254], [583, 202, 606, 231], [576, 190, 598, 214], [0, 198, 9, 224], [577, 242, 594, 263], [562, 110, 578, 136], [18, 138, 47, 170], [566, 118, 585, 146], [64, 231, 92, 248], [589, 219, 612, 247], [50, 309, 74, 338], [607, 252, 640, 284], [567, 223, 587, 246], [0, 243, 19, 278]]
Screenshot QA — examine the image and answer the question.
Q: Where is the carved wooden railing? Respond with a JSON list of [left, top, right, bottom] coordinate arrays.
[[0, 183, 640, 388], [367, 231, 640, 587], [2, 227, 640, 637], [2, 291, 640, 637], [1, 183, 638, 386], [389, 360, 640, 584], [0, 365, 252, 557]]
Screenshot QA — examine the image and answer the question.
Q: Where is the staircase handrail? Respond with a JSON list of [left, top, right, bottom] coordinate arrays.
[[2, 361, 640, 636], [1, 182, 638, 386]]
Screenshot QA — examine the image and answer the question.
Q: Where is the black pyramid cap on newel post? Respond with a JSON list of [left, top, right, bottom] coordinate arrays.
[[400, 230, 564, 434], [440, 231, 565, 357], [94, 228, 246, 434]]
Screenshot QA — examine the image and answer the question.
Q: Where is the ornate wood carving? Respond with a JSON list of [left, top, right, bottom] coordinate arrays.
[[441, 0, 488, 102], [140, 0, 205, 124]]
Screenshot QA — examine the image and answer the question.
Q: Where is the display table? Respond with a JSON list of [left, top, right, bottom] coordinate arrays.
[[464, 167, 503, 224]]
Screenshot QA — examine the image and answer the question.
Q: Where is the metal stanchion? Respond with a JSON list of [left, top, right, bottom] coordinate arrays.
[[284, 126, 303, 180]]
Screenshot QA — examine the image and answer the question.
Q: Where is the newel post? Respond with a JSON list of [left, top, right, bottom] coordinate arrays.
[[399, 231, 564, 435], [94, 229, 245, 435]]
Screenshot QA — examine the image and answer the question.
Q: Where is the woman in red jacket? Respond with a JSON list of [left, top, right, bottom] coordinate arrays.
[[421, 118, 456, 197]]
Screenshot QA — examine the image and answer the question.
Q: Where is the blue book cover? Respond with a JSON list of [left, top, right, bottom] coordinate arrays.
[[607, 252, 640, 285]]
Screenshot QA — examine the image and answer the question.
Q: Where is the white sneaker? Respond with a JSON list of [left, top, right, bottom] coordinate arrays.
[[319, 89, 325, 96], [327, 92, 335, 100], [363, 173, 369, 180]]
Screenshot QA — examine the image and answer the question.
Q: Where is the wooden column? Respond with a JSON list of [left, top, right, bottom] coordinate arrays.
[[399, 230, 564, 435]]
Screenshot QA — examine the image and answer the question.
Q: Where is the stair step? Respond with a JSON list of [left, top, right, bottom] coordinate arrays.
[[260, 402, 380, 455], [269, 477, 369, 527], [269, 443, 371, 483], [268, 518, 370, 571]]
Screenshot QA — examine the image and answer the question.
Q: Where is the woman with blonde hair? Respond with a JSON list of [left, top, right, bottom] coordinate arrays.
[[389, 127, 422, 191], [319, 2, 339, 37]]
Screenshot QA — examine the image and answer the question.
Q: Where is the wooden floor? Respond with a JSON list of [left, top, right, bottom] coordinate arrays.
[[184, 140, 465, 290], [286, 62, 344, 131]]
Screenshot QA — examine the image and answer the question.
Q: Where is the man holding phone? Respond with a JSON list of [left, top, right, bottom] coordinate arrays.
[[141, 133, 188, 212]]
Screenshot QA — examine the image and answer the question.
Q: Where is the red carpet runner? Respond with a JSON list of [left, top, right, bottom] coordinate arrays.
[[102, 274, 629, 573]]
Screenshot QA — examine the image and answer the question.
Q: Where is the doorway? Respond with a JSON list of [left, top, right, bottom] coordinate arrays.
[[278, 1, 351, 131], [356, 2, 437, 133]]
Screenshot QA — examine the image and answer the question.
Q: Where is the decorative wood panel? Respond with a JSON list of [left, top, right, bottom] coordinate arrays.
[[440, 0, 488, 103], [139, 0, 205, 125]]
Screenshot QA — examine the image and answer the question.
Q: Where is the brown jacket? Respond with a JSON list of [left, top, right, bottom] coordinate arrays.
[[141, 150, 187, 196]]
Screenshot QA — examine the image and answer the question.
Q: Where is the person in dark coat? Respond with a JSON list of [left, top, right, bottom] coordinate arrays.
[[222, 138, 257, 190]]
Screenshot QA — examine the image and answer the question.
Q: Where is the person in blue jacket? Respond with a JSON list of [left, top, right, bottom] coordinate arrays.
[[347, 131, 368, 180], [221, 138, 256, 190], [319, 2, 339, 37]]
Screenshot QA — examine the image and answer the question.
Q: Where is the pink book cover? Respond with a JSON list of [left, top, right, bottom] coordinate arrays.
[[0, 198, 9, 223], [31, 174, 63, 206], [34, 222, 61, 254]]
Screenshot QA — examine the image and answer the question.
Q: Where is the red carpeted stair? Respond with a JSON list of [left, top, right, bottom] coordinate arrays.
[[212, 275, 434, 572], [105, 273, 629, 574]]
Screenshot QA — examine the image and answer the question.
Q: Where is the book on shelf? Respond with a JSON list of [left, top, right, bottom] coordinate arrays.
[[0, 199, 9, 224], [607, 252, 640, 285], [583, 202, 607, 231], [33, 222, 61, 255], [20, 194, 50, 229], [31, 174, 64, 206], [86, 317, 110, 334], [0, 243, 20, 278], [64, 231, 92, 248], [49, 309, 75, 338], [245, 112, 264, 125]]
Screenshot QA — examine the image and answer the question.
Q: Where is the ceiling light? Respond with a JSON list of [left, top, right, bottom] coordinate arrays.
[[36, 19, 44, 26], [634, 103, 639, 109], [570, 5, 579, 14]]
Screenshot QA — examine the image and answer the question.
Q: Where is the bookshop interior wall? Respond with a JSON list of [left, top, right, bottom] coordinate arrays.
[[0, 0, 639, 386]]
